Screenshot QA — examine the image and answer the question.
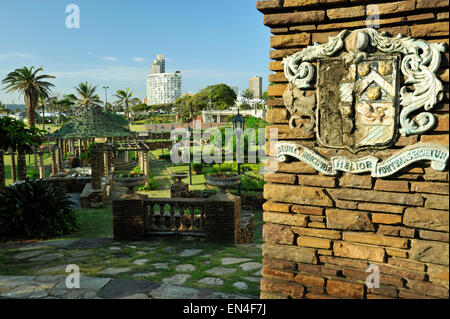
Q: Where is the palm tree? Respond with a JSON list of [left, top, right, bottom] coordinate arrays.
[[1, 66, 55, 127], [114, 88, 134, 121], [242, 89, 254, 101], [69, 82, 101, 112]]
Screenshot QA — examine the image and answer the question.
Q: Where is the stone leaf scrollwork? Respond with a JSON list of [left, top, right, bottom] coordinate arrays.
[[283, 28, 446, 137], [365, 28, 446, 137], [283, 83, 316, 134], [282, 30, 347, 89]]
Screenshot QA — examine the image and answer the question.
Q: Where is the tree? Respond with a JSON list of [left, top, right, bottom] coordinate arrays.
[[242, 89, 254, 101], [69, 82, 101, 112], [0, 117, 44, 190], [1, 66, 55, 127], [114, 88, 134, 121]]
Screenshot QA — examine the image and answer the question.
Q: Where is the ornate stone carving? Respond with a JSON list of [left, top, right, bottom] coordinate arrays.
[[282, 83, 316, 134], [282, 28, 446, 138]]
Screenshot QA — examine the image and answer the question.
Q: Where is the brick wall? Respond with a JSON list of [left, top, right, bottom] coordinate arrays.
[[258, 0, 449, 299]]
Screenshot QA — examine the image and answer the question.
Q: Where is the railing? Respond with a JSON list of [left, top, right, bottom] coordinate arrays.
[[144, 198, 207, 236]]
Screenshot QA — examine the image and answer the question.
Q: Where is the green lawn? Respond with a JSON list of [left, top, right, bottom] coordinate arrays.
[[59, 207, 113, 240], [3, 152, 53, 186]]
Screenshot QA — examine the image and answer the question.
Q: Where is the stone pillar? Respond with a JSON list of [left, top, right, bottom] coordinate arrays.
[[90, 143, 104, 190], [104, 150, 109, 180], [143, 151, 149, 188], [33, 152, 38, 172], [78, 139, 82, 157], [51, 148, 57, 176], [38, 152, 45, 179], [204, 192, 241, 244], [113, 194, 147, 241]]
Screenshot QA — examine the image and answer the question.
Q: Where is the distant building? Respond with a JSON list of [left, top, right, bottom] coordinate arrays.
[[150, 54, 166, 74], [146, 54, 182, 105], [249, 76, 262, 99], [147, 71, 182, 105]]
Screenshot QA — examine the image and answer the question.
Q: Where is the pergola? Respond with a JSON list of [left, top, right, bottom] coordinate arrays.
[[49, 105, 138, 190]]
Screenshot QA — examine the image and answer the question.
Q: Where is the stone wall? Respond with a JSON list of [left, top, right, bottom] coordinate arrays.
[[258, 0, 449, 299]]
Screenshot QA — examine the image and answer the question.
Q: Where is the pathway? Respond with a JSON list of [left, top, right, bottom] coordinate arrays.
[[0, 237, 262, 299]]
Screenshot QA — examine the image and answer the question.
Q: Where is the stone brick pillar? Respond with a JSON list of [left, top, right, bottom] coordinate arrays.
[[91, 143, 104, 190], [104, 150, 110, 180], [113, 194, 147, 240], [38, 152, 45, 179], [205, 192, 241, 244]]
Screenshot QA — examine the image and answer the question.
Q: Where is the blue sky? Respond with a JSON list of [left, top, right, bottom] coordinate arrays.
[[0, 0, 270, 104]]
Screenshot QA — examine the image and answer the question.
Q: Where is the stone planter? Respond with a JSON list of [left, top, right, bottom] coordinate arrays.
[[171, 172, 188, 183], [206, 174, 241, 194], [113, 175, 148, 194]]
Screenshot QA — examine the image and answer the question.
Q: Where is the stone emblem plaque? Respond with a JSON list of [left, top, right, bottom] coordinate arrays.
[[317, 55, 400, 152]]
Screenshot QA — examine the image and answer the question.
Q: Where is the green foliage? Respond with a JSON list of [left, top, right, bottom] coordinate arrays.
[[192, 162, 202, 174], [0, 116, 44, 153], [79, 143, 97, 161], [176, 84, 237, 120], [240, 175, 265, 192], [128, 151, 136, 161], [26, 169, 39, 180], [0, 179, 79, 239], [105, 110, 128, 126]]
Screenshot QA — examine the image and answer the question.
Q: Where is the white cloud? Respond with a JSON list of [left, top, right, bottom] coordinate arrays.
[[133, 57, 145, 62], [0, 52, 35, 60], [101, 56, 118, 62], [165, 57, 174, 62]]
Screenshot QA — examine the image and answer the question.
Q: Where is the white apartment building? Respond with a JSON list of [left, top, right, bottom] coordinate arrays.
[[146, 71, 182, 105]]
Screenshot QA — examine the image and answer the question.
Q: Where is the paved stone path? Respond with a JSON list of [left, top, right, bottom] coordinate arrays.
[[0, 275, 251, 299], [0, 237, 262, 299]]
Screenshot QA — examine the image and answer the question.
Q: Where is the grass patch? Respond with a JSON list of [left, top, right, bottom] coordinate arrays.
[[57, 208, 113, 240]]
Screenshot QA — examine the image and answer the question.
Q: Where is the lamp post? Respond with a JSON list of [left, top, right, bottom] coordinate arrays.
[[232, 109, 245, 197], [103, 86, 109, 110]]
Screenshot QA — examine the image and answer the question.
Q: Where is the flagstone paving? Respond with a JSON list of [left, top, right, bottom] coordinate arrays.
[[0, 234, 262, 299]]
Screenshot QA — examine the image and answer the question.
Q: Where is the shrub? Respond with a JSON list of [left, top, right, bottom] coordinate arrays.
[[26, 169, 40, 180], [192, 162, 202, 174], [240, 175, 265, 192], [0, 179, 79, 240]]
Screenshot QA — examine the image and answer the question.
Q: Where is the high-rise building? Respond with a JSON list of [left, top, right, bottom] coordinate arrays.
[[150, 54, 166, 74], [147, 71, 182, 105], [249, 76, 262, 99]]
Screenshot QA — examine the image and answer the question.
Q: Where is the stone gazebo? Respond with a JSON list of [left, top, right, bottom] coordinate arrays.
[[50, 105, 136, 208]]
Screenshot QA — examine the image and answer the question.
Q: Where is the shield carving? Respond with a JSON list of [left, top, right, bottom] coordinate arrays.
[[316, 54, 400, 153]]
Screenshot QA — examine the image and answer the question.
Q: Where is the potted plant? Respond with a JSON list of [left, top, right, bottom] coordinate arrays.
[[113, 166, 147, 194]]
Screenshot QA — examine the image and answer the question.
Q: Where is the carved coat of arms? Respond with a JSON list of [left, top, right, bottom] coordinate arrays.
[[276, 28, 449, 177], [316, 54, 400, 152]]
